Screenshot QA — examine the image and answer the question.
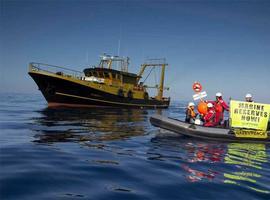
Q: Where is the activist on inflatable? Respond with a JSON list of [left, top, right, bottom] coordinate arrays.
[[150, 81, 270, 141], [184, 81, 270, 138]]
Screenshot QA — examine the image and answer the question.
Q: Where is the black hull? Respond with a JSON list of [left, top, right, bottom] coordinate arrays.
[[29, 72, 170, 108], [150, 114, 270, 143]]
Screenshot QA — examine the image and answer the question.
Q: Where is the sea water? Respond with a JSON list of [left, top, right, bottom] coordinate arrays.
[[0, 93, 269, 199]]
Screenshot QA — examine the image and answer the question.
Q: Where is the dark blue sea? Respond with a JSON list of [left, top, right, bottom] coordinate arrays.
[[0, 93, 269, 200]]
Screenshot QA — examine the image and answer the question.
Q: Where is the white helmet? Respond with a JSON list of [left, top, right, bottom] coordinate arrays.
[[246, 93, 252, 98], [188, 102, 195, 107], [207, 103, 214, 108], [216, 92, 222, 97]]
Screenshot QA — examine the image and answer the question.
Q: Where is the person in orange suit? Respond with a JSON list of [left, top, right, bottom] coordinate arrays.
[[214, 92, 229, 125], [203, 103, 217, 127]]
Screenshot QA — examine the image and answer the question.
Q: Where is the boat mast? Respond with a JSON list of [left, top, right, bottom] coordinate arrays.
[[138, 59, 168, 100], [157, 63, 166, 100], [137, 64, 147, 83]]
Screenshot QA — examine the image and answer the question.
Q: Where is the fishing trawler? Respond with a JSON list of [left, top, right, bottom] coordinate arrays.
[[28, 54, 170, 108]]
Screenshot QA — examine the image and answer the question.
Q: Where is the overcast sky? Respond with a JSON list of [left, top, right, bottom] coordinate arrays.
[[1, 0, 270, 103]]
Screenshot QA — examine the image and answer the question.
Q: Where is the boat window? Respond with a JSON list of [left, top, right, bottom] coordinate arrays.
[[123, 76, 136, 84], [112, 73, 116, 79], [98, 72, 104, 78], [104, 72, 110, 78], [93, 72, 97, 77]]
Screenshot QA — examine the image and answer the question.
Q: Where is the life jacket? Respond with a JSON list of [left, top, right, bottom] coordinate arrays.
[[188, 107, 196, 118]]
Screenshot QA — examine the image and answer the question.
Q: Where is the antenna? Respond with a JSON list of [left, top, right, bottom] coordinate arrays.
[[116, 24, 122, 69], [118, 23, 122, 56], [118, 39, 121, 56], [86, 51, 89, 66]]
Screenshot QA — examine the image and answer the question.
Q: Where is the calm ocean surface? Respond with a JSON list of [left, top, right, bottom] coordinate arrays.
[[0, 93, 269, 200]]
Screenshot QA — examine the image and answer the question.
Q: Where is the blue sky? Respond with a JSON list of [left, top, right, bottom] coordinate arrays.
[[1, 0, 270, 102]]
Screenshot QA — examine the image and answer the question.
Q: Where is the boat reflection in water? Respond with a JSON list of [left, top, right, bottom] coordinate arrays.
[[182, 142, 224, 182], [182, 141, 269, 194], [224, 143, 269, 194], [32, 107, 149, 143], [31, 108, 269, 194]]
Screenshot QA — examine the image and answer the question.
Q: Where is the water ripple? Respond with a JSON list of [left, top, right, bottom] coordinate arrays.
[[0, 94, 269, 200]]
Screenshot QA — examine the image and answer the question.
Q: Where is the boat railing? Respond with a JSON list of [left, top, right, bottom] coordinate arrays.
[[143, 58, 168, 66], [29, 62, 84, 80]]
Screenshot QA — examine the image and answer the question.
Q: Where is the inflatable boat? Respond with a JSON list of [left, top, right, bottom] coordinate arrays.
[[150, 114, 270, 143]]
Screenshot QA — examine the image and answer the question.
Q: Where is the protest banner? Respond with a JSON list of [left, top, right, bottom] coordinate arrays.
[[230, 100, 270, 131]]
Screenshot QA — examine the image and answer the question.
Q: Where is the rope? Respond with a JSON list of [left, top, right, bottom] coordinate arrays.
[[142, 66, 155, 83], [154, 67, 157, 86]]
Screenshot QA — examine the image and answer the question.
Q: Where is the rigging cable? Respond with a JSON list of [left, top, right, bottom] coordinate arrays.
[[142, 66, 155, 84], [154, 66, 157, 86]]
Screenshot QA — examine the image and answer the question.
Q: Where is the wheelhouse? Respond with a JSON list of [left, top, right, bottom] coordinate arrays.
[[83, 54, 140, 86]]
